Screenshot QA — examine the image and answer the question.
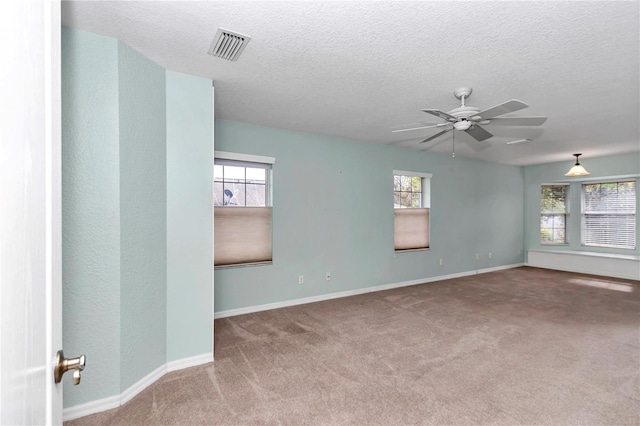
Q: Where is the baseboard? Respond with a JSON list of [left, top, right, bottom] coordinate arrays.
[[167, 352, 213, 372], [62, 352, 213, 422], [62, 394, 120, 423], [214, 263, 524, 319], [120, 363, 167, 406], [477, 263, 525, 274]]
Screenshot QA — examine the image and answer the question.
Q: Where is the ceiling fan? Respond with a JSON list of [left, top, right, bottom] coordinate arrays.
[[394, 87, 547, 144]]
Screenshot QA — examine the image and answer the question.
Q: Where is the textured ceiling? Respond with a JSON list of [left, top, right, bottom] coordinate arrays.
[[61, 1, 639, 166]]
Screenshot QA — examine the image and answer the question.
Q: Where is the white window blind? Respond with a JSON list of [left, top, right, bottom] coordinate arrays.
[[540, 184, 568, 244], [582, 181, 636, 249]]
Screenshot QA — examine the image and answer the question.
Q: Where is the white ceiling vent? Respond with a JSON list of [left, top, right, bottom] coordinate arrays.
[[207, 28, 251, 61]]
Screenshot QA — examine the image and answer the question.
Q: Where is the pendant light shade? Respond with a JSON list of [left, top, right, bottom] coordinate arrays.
[[564, 153, 590, 177]]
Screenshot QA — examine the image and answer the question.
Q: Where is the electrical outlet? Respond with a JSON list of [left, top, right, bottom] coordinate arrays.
[[298, 275, 304, 284], [475, 253, 480, 260], [488, 252, 492, 259], [439, 258, 443, 266], [326, 272, 331, 281]]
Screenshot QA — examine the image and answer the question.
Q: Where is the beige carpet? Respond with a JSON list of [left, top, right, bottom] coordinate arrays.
[[67, 267, 639, 425]]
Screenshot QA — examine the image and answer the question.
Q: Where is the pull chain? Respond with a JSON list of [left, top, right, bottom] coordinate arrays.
[[452, 130, 456, 158]]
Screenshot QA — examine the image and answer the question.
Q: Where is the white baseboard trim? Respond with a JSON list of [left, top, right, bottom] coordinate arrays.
[[214, 263, 524, 319], [477, 263, 525, 274], [167, 352, 214, 372], [62, 394, 120, 423], [119, 363, 167, 406], [62, 352, 214, 422]]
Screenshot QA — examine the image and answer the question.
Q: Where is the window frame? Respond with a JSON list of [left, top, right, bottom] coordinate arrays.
[[540, 183, 569, 245], [393, 170, 432, 209], [393, 170, 432, 252], [213, 151, 276, 207], [214, 158, 271, 207], [581, 180, 636, 250], [213, 151, 275, 269]]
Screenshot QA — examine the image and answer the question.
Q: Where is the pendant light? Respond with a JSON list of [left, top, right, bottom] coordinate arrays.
[[564, 153, 590, 177]]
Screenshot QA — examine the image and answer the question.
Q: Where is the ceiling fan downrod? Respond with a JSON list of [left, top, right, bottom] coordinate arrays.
[[454, 87, 472, 107]]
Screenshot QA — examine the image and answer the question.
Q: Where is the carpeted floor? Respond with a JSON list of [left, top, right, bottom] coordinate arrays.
[[67, 267, 639, 425]]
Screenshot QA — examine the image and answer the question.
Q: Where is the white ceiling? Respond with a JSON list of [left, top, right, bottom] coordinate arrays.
[[61, 1, 640, 166]]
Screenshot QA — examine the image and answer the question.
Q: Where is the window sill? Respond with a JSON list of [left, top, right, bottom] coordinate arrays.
[[395, 247, 430, 253], [581, 244, 636, 251], [215, 261, 272, 270]]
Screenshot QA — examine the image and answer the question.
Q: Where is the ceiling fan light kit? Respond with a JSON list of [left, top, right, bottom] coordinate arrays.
[[453, 120, 472, 131], [564, 153, 590, 176]]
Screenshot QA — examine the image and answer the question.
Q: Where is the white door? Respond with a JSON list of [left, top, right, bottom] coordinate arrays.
[[0, 0, 63, 424]]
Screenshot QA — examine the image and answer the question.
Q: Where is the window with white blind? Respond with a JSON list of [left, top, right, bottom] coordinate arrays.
[[214, 152, 274, 267], [582, 181, 636, 249], [540, 184, 569, 244], [393, 171, 431, 251]]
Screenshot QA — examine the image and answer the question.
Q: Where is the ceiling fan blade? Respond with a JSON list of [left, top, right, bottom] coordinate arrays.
[[420, 128, 452, 143], [486, 116, 548, 126], [422, 109, 458, 122], [476, 100, 528, 119], [465, 125, 493, 141], [392, 123, 449, 133]]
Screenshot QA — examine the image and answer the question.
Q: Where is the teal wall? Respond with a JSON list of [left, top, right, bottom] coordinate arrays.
[[62, 28, 213, 408], [166, 71, 213, 362], [62, 28, 121, 405], [214, 120, 525, 313], [117, 43, 168, 391], [524, 152, 640, 258]]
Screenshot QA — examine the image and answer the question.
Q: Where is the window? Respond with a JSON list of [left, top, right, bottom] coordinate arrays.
[[582, 181, 636, 249], [393, 171, 431, 251], [214, 160, 269, 207], [214, 152, 275, 267], [540, 184, 568, 244]]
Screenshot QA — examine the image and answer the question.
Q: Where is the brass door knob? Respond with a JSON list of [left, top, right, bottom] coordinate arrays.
[[54, 350, 86, 385]]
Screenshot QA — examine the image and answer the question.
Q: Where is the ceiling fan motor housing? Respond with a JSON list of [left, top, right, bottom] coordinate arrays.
[[448, 106, 480, 121]]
